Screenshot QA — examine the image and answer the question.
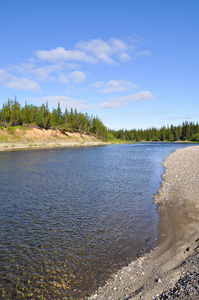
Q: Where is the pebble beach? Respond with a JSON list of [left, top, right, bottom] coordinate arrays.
[[89, 145, 199, 299]]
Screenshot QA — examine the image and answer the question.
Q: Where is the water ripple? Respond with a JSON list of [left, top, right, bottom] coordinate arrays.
[[0, 143, 194, 299]]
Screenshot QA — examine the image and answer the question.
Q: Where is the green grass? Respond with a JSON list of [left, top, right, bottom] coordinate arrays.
[[6, 125, 26, 134], [6, 126, 15, 134], [0, 136, 9, 142]]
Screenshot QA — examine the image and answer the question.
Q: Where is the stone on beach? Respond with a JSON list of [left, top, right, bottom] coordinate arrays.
[[89, 145, 199, 300]]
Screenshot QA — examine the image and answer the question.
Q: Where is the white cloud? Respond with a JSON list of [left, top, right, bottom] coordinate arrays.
[[119, 53, 130, 61], [99, 99, 125, 109], [35, 47, 95, 63], [28, 96, 93, 110], [76, 38, 131, 64], [58, 73, 69, 84], [76, 39, 114, 64], [99, 91, 154, 108], [0, 37, 151, 96], [6, 77, 41, 91], [34, 38, 134, 66], [0, 68, 11, 81], [57, 70, 86, 84], [68, 71, 86, 83], [0, 68, 41, 91], [110, 38, 128, 51], [124, 91, 154, 102], [9, 62, 61, 81], [8, 60, 87, 85], [30, 65, 61, 80], [93, 79, 137, 93]]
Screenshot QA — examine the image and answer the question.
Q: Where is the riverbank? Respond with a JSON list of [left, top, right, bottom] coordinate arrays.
[[89, 145, 199, 299], [0, 126, 111, 151]]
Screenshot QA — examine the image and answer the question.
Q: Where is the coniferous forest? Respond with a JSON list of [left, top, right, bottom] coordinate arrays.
[[0, 98, 199, 142], [0, 98, 108, 140], [109, 122, 199, 142]]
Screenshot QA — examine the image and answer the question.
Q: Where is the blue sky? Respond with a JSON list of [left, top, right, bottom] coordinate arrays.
[[0, 0, 199, 130]]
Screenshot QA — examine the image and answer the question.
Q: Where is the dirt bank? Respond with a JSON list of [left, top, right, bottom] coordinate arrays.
[[89, 145, 199, 299], [0, 126, 107, 151]]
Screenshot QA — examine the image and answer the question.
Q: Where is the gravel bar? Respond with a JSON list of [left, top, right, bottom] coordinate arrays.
[[88, 145, 199, 300]]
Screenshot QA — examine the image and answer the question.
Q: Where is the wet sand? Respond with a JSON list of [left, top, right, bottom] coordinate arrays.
[[89, 145, 199, 299]]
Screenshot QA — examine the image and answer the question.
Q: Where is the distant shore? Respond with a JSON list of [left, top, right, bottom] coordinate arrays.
[[89, 145, 199, 299], [1, 126, 198, 152], [0, 127, 112, 152], [0, 140, 109, 151]]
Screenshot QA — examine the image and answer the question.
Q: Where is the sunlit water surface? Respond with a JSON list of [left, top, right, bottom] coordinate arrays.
[[0, 143, 195, 299]]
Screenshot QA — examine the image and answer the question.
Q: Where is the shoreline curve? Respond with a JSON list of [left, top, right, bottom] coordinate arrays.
[[89, 145, 199, 299]]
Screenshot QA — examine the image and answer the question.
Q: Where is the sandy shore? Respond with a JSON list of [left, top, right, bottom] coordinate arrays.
[[89, 145, 199, 299], [0, 140, 109, 151]]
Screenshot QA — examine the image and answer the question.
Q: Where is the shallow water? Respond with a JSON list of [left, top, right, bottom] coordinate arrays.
[[0, 143, 194, 299]]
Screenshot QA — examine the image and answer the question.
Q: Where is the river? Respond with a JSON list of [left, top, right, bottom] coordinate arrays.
[[0, 142, 194, 299]]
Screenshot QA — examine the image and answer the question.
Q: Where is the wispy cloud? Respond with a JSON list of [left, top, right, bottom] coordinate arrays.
[[0, 69, 11, 81], [123, 91, 154, 102], [136, 50, 151, 56], [28, 96, 93, 110], [6, 77, 41, 91], [76, 38, 132, 64], [125, 111, 137, 115], [68, 71, 86, 83], [99, 91, 154, 108], [0, 68, 41, 91], [0, 37, 150, 93], [152, 110, 170, 115], [6, 77, 40, 91], [164, 115, 192, 120], [58, 73, 69, 84], [99, 99, 125, 109], [35, 47, 94, 63], [35, 38, 133, 66], [1, 62, 87, 91], [93, 79, 137, 93], [9, 63, 62, 81]]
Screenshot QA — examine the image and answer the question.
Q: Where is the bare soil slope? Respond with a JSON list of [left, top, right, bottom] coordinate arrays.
[[0, 126, 105, 151]]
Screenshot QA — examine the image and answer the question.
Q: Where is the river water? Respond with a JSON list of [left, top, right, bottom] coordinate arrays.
[[0, 143, 194, 299]]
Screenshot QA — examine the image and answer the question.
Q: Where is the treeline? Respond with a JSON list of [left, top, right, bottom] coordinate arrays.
[[109, 122, 199, 142], [1, 98, 199, 142], [0, 98, 108, 140]]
